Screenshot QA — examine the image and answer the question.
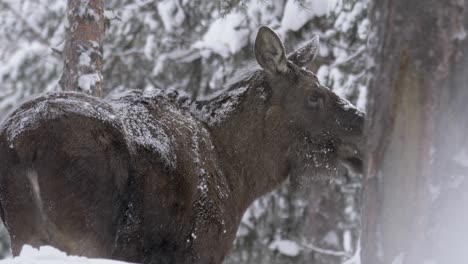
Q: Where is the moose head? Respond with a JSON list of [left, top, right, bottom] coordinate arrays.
[[217, 26, 364, 192]]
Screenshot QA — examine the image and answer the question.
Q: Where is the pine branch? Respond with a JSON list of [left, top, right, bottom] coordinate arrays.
[[0, 0, 61, 58]]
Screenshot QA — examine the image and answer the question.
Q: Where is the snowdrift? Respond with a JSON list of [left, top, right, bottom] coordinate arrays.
[[0, 245, 132, 264]]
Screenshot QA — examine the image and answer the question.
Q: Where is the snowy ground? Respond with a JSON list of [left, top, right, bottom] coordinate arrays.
[[0, 244, 361, 264], [0, 246, 131, 264]]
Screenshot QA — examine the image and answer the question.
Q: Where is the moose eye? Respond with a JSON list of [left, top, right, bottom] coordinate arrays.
[[307, 94, 321, 108]]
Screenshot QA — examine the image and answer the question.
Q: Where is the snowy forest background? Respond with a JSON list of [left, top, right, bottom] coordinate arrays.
[[0, 0, 368, 263]]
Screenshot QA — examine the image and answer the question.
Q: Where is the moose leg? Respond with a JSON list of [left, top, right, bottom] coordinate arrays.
[[3, 168, 55, 256], [32, 119, 130, 258]]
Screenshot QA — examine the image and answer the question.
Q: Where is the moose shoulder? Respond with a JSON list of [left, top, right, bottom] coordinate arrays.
[[0, 26, 364, 264]]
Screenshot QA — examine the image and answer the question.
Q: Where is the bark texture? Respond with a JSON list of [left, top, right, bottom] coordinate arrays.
[[59, 0, 105, 97], [362, 1, 468, 263]]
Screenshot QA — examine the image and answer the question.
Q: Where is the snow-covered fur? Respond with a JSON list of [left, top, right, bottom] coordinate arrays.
[[0, 27, 363, 264]]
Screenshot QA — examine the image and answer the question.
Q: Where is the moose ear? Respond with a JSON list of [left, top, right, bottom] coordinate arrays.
[[287, 36, 319, 68], [254, 26, 288, 74]]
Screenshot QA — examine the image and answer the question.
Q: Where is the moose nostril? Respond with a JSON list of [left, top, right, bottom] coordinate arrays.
[[339, 108, 364, 133]]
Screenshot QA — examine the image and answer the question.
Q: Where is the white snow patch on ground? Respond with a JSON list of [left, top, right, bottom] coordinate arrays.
[[269, 239, 301, 257], [193, 12, 249, 58], [0, 245, 130, 264]]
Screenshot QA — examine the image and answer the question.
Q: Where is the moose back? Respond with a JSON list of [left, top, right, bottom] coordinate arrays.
[[0, 27, 364, 263]]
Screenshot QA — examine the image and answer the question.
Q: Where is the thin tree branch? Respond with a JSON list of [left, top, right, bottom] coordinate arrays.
[[302, 242, 352, 258]]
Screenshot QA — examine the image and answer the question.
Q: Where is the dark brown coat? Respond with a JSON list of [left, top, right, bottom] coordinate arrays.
[[0, 27, 363, 264]]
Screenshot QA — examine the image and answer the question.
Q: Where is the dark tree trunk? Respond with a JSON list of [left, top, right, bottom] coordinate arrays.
[[362, 1, 468, 263], [59, 0, 105, 97]]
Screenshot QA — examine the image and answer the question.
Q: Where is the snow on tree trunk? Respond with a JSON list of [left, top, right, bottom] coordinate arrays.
[[362, 0, 468, 263], [59, 0, 105, 97]]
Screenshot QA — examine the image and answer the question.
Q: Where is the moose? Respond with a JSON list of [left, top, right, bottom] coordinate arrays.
[[0, 26, 363, 263]]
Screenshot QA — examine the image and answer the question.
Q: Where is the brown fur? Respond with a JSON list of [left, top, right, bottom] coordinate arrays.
[[0, 27, 363, 263]]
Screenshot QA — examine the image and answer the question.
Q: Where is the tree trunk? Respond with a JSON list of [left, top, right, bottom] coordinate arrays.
[[59, 0, 105, 97], [362, 1, 468, 263]]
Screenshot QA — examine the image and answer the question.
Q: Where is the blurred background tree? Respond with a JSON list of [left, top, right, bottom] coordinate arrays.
[[0, 0, 368, 263], [362, 0, 468, 263]]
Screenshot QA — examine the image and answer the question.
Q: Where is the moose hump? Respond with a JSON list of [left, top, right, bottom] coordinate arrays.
[[2, 90, 218, 169]]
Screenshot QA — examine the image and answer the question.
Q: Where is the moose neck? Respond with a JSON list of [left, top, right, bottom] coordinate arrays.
[[204, 82, 291, 214]]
